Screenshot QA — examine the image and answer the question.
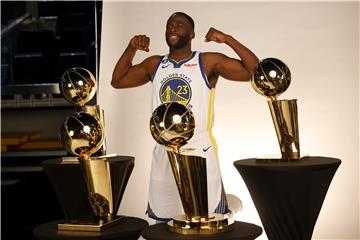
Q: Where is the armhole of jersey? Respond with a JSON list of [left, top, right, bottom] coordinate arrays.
[[151, 56, 164, 82], [198, 52, 211, 90]]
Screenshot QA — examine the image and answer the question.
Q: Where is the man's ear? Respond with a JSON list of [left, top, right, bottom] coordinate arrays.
[[191, 31, 195, 39]]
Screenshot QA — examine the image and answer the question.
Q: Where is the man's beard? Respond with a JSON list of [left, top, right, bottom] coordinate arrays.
[[166, 35, 190, 49]]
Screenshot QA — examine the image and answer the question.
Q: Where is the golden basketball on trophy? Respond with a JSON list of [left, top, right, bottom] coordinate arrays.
[[149, 101, 195, 151], [251, 58, 300, 160], [60, 111, 104, 158], [59, 67, 97, 106], [149, 102, 234, 234]]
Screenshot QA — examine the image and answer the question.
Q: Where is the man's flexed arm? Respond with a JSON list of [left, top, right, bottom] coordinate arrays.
[[205, 27, 259, 83], [111, 35, 160, 88]]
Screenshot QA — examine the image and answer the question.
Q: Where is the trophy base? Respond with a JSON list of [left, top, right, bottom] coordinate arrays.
[[58, 215, 126, 232], [167, 213, 234, 235], [256, 154, 309, 162]]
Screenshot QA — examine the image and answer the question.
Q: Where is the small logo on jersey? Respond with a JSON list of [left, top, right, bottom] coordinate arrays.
[[161, 58, 170, 68], [203, 146, 212, 152], [159, 77, 192, 105], [184, 63, 197, 67]]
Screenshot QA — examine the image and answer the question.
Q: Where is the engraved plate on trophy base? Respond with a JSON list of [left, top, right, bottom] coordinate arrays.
[[58, 215, 126, 232], [167, 213, 234, 235]]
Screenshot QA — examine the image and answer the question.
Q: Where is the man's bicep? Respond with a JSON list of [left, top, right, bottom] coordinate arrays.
[[127, 55, 160, 86], [216, 56, 251, 82], [120, 63, 150, 88]]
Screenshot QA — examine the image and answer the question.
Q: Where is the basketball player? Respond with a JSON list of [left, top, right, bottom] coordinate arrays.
[[111, 12, 259, 221]]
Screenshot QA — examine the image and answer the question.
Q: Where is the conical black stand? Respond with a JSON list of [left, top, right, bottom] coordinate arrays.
[[234, 156, 341, 240]]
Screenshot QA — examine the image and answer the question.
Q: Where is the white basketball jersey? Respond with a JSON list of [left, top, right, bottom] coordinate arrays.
[[152, 51, 213, 136], [148, 51, 224, 220]]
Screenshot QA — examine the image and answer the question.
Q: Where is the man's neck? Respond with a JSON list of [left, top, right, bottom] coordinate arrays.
[[169, 47, 192, 62]]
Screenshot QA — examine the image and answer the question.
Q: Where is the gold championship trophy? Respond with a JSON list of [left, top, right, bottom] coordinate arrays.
[[51, 67, 131, 231], [149, 102, 234, 234], [251, 58, 301, 160]]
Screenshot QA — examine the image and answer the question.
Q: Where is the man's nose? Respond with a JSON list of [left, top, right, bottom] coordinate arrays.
[[168, 23, 177, 31]]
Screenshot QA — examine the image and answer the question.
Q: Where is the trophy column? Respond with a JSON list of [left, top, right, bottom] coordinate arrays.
[[267, 99, 300, 159], [149, 102, 234, 235], [251, 58, 301, 160], [43, 67, 136, 232]]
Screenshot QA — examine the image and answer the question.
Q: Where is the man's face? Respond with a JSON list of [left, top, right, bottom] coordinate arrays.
[[165, 14, 194, 49]]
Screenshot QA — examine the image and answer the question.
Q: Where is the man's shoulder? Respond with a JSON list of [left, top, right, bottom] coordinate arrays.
[[143, 55, 162, 67], [200, 52, 225, 63], [141, 55, 163, 74], [201, 52, 224, 57], [145, 55, 162, 62]]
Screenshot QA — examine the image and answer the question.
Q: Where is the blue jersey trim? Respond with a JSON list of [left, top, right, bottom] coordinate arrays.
[[146, 204, 173, 222], [169, 51, 196, 68], [213, 184, 229, 214], [151, 56, 165, 82], [199, 52, 211, 89]]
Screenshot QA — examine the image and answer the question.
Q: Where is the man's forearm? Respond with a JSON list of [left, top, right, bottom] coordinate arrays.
[[224, 35, 259, 73]]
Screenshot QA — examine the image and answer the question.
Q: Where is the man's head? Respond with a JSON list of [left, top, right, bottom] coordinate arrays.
[[166, 12, 195, 50]]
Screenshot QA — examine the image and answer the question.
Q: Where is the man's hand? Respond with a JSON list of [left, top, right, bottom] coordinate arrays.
[[130, 35, 150, 52], [205, 27, 228, 43]]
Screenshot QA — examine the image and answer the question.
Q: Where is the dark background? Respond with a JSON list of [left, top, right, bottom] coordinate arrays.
[[1, 1, 103, 239]]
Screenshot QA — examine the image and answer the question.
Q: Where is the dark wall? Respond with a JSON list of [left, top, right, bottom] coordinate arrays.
[[1, 1, 102, 86], [1, 2, 103, 240]]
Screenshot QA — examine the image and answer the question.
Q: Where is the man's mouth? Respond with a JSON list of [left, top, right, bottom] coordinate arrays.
[[169, 34, 179, 41]]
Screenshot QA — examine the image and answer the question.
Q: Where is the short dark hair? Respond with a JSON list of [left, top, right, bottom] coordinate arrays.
[[170, 12, 195, 31]]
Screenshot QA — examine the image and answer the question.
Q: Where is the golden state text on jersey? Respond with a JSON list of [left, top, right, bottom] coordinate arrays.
[[159, 73, 192, 106]]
